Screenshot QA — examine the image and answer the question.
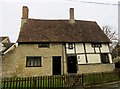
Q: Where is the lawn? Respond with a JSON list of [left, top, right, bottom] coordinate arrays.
[[83, 71, 119, 86], [2, 75, 63, 88]]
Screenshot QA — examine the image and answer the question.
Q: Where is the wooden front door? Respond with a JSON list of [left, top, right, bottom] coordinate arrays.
[[52, 56, 61, 75], [67, 56, 77, 73]]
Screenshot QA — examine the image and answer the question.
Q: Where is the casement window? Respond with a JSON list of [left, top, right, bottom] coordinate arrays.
[[68, 43, 73, 49], [100, 53, 109, 63], [38, 43, 50, 48], [26, 56, 42, 67], [92, 43, 102, 48]]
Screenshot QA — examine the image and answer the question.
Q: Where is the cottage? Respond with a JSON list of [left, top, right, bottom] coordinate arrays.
[[2, 6, 114, 77]]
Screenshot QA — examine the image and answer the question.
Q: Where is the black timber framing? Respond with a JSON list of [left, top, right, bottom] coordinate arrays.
[[83, 43, 88, 63]]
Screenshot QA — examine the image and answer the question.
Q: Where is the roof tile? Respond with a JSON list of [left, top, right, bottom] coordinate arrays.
[[17, 19, 110, 43]]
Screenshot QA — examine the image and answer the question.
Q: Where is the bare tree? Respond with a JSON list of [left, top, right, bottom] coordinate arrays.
[[102, 26, 118, 50], [102, 26, 117, 41]]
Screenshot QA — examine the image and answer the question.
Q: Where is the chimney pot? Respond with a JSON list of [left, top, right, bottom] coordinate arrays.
[[22, 6, 29, 19]]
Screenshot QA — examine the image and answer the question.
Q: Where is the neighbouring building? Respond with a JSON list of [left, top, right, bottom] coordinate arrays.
[[112, 44, 120, 68], [0, 36, 16, 80], [2, 6, 114, 77], [0, 36, 16, 55]]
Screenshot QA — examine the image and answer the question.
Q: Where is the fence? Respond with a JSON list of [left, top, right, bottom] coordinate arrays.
[[2, 71, 120, 89]]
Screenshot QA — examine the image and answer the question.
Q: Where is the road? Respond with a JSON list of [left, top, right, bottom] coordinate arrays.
[[84, 81, 120, 89]]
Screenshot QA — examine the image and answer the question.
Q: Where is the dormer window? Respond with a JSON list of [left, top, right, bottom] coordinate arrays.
[[92, 43, 102, 48], [68, 43, 73, 49], [38, 43, 50, 48]]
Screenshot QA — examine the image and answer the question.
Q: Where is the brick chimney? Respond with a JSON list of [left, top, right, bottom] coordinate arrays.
[[21, 6, 29, 28], [22, 6, 29, 19], [69, 8, 75, 23]]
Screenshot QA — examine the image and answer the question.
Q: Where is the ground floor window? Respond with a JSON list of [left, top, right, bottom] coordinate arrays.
[[100, 53, 109, 63], [26, 56, 41, 67]]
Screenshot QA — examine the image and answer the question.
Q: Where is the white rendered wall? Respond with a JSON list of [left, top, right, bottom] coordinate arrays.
[[95, 48, 100, 53], [77, 54, 86, 64], [66, 43, 75, 54], [85, 43, 94, 53], [66, 43, 112, 64], [101, 44, 109, 53], [76, 43, 84, 53], [108, 54, 113, 63], [87, 54, 101, 63], [66, 43, 110, 54]]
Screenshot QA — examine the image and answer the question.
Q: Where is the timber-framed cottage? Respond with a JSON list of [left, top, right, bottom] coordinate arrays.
[[2, 6, 114, 77]]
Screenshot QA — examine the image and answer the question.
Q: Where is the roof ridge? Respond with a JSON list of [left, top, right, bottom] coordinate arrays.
[[28, 18, 96, 22]]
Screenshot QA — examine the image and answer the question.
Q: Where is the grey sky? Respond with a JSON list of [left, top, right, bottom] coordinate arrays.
[[0, 0, 119, 42], [118, 1, 120, 43]]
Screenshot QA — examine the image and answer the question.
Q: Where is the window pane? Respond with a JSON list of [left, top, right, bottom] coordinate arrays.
[[92, 43, 102, 48], [31, 59, 34, 66], [37, 58, 41, 66], [35, 58, 38, 66], [38, 43, 49, 47], [68, 43, 73, 49], [26, 58, 30, 66], [101, 53, 109, 63]]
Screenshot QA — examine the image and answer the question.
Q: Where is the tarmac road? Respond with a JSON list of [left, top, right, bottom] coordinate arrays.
[[84, 81, 120, 89]]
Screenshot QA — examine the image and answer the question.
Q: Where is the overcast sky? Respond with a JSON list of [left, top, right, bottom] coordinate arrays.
[[0, 0, 119, 42]]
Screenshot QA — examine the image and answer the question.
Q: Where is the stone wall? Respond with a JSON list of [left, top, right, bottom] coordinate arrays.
[[2, 43, 66, 78], [77, 63, 115, 74]]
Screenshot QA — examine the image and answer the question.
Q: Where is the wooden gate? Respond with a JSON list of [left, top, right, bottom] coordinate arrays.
[[63, 74, 83, 87]]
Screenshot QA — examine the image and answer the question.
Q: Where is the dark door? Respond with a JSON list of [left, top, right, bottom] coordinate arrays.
[[115, 62, 120, 68], [67, 56, 77, 73], [52, 56, 61, 75]]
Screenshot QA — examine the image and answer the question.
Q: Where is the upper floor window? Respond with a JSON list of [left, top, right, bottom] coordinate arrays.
[[38, 43, 50, 48], [26, 56, 42, 67], [92, 43, 102, 48], [100, 53, 109, 63], [68, 43, 73, 49]]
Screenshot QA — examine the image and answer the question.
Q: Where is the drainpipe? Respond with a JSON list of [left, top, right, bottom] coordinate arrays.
[[62, 43, 65, 75]]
